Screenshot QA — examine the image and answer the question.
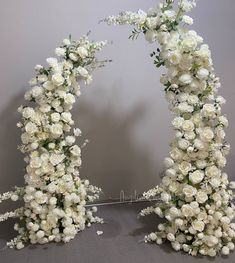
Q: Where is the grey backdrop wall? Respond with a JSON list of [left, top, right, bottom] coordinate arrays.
[[0, 0, 234, 201]]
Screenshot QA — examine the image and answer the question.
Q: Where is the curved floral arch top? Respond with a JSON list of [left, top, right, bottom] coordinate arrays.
[[106, 0, 235, 257], [0, 35, 108, 249]]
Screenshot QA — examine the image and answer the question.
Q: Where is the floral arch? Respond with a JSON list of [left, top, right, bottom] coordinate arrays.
[[105, 0, 235, 257], [0, 35, 108, 249]]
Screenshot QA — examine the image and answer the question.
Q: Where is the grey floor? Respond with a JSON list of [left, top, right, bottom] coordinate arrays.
[[0, 202, 234, 263]]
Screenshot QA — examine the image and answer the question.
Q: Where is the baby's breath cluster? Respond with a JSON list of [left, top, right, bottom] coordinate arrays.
[[106, 0, 235, 257], [0, 35, 107, 249]]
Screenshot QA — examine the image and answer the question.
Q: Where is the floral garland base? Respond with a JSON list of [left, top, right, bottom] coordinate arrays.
[[0, 35, 108, 249], [105, 0, 235, 257]]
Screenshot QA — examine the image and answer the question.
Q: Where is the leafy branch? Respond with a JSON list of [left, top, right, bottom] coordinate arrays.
[[129, 28, 142, 40]]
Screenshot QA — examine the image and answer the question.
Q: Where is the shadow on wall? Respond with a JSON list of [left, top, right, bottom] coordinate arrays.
[[0, 87, 161, 203], [74, 86, 160, 201], [0, 92, 25, 193]]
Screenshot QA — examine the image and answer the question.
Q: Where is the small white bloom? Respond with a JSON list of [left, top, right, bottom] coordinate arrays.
[[51, 112, 60, 122], [31, 86, 43, 98], [50, 123, 63, 137], [192, 220, 205, 232], [74, 128, 82, 136], [76, 47, 89, 58], [179, 74, 193, 85], [182, 15, 193, 25], [196, 190, 208, 204], [25, 122, 38, 134], [197, 68, 209, 80], [189, 170, 204, 184], [52, 74, 64, 86]]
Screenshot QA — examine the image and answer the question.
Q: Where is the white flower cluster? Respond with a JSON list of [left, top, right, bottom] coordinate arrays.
[[106, 0, 235, 257], [0, 35, 108, 249]]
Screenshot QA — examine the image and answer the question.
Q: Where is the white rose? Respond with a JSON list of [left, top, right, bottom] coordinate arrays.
[[200, 127, 214, 142], [206, 235, 219, 247], [164, 157, 174, 168], [36, 230, 45, 239], [192, 220, 205, 232], [179, 161, 191, 175], [194, 139, 205, 150], [196, 190, 208, 204], [222, 246, 230, 256], [51, 112, 60, 122], [172, 117, 184, 129], [179, 73, 192, 85], [25, 122, 38, 134], [170, 148, 183, 160], [49, 154, 65, 166], [46, 57, 58, 67], [182, 120, 194, 132], [187, 95, 199, 105], [65, 136, 75, 145], [167, 233, 175, 242], [16, 242, 24, 250], [30, 157, 42, 169], [189, 170, 204, 184], [50, 123, 63, 137], [196, 160, 207, 169], [205, 165, 221, 178], [31, 86, 43, 97], [202, 104, 216, 118], [195, 44, 210, 58], [52, 74, 64, 86], [70, 145, 81, 156], [181, 204, 194, 217], [197, 68, 209, 80], [61, 112, 72, 123], [179, 54, 193, 71], [168, 50, 181, 65], [209, 177, 221, 188], [64, 93, 76, 104], [43, 81, 54, 91], [22, 107, 34, 119], [76, 47, 88, 58], [178, 102, 194, 113], [181, 36, 197, 51], [160, 192, 171, 203], [183, 185, 197, 197], [165, 169, 176, 177], [178, 138, 190, 150], [40, 104, 51, 113], [184, 131, 196, 140]]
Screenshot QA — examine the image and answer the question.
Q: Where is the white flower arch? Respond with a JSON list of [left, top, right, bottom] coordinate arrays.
[[0, 35, 108, 249], [105, 0, 235, 257]]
